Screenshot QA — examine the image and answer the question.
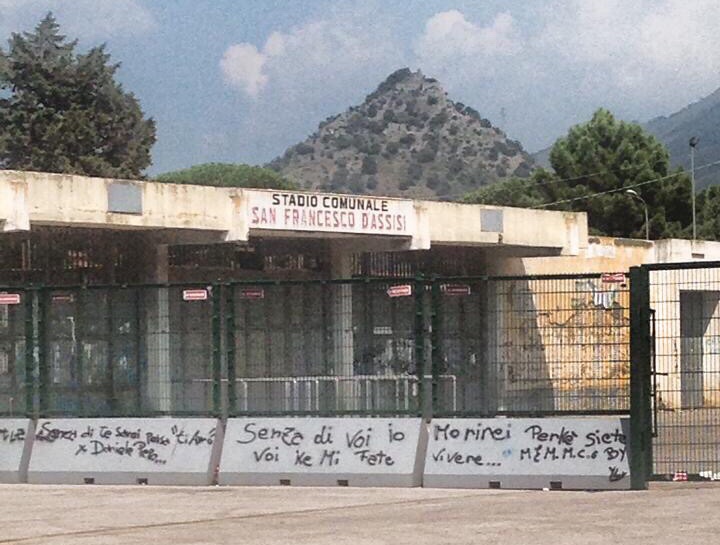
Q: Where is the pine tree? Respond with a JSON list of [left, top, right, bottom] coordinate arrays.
[[465, 109, 692, 239], [0, 13, 156, 178]]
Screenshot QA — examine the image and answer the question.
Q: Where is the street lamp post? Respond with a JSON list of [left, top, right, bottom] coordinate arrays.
[[625, 189, 649, 240], [690, 136, 699, 241]]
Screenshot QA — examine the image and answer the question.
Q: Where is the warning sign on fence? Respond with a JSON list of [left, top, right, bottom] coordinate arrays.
[[441, 284, 472, 296], [182, 289, 209, 301], [601, 273, 626, 284], [387, 285, 412, 298], [0, 293, 21, 305]]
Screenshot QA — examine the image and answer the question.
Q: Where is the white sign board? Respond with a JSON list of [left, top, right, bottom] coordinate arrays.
[[28, 418, 220, 485], [0, 419, 32, 483], [247, 190, 416, 237], [424, 417, 630, 490], [220, 418, 426, 487]]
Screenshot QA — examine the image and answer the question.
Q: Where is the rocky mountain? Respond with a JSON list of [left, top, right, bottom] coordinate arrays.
[[267, 68, 534, 199], [644, 88, 720, 190]]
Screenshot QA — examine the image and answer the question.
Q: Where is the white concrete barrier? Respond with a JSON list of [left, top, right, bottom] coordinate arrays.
[[423, 417, 631, 490], [0, 419, 33, 483], [220, 418, 426, 487], [28, 418, 221, 485]]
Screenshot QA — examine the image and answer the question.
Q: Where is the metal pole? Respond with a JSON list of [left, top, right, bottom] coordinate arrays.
[[690, 137, 699, 241], [691, 145, 696, 240], [625, 190, 649, 240]]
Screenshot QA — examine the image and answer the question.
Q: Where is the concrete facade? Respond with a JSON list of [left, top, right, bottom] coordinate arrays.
[[0, 169, 586, 257]]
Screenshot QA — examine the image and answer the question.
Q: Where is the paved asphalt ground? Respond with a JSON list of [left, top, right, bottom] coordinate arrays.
[[1, 483, 719, 544]]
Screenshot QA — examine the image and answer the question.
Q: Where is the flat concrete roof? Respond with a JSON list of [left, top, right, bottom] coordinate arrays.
[[1, 169, 588, 256]]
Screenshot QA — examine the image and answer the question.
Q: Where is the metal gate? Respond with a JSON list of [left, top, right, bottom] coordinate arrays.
[[632, 262, 720, 482]]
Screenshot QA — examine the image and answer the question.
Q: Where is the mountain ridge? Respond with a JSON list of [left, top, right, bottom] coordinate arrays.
[[267, 68, 535, 200]]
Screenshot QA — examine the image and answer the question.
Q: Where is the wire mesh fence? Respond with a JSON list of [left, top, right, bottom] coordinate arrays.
[[433, 275, 631, 416], [0, 274, 632, 420], [0, 288, 30, 416], [35, 285, 216, 417], [645, 263, 720, 477], [226, 280, 423, 416]]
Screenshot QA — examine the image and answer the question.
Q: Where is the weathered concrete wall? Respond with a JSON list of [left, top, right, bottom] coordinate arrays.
[[27, 418, 220, 485], [489, 237, 653, 276], [0, 170, 243, 239], [0, 180, 30, 232], [490, 237, 720, 277], [0, 170, 587, 255], [488, 276, 630, 412], [422, 201, 586, 254], [4, 417, 633, 489], [0, 419, 33, 483], [219, 418, 426, 487], [424, 417, 630, 490]]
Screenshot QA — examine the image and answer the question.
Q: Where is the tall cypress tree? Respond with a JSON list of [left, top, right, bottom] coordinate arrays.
[[0, 13, 156, 178]]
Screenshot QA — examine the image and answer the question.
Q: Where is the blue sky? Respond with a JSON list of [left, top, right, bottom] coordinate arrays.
[[2, 0, 720, 175]]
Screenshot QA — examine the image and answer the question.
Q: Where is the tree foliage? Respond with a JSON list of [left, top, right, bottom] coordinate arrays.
[[0, 13, 156, 178], [465, 109, 693, 239], [155, 163, 296, 189]]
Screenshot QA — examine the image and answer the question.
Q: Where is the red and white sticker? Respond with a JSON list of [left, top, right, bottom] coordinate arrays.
[[239, 287, 265, 300], [441, 283, 472, 296], [387, 284, 412, 298], [601, 272, 626, 284], [51, 293, 75, 304], [182, 288, 209, 301], [0, 293, 21, 305]]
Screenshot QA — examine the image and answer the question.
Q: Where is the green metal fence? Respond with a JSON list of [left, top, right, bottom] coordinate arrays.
[[0, 274, 631, 420], [432, 274, 631, 416], [631, 261, 720, 481], [0, 288, 31, 416], [225, 279, 425, 416], [0, 285, 218, 417]]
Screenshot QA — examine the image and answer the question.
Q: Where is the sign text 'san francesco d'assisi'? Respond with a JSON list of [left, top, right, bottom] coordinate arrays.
[[247, 191, 416, 236]]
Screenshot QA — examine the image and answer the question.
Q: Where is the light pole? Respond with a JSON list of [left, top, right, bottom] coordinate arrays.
[[625, 189, 649, 240], [690, 136, 699, 241]]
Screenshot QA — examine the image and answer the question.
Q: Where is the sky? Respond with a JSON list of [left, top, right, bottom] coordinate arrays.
[[2, 0, 720, 175]]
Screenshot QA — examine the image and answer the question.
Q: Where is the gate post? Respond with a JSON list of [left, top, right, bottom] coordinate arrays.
[[414, 275, 427, 418], [225, 284, 237, 416], [37, 288, 49, 417], [24, 289, 35, 417], [630, 266, 652, 490], [211, 284, 223, 417], [430, 277, 441, 418]]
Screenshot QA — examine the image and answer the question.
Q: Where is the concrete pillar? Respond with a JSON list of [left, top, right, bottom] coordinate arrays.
[[328, 242, 356, 410], [144, 243, 172, 414]]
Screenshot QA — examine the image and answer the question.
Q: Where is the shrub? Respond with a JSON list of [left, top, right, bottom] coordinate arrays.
[[335, 135, 352, 149], [295, 143, 314, 155], [361, 156, 378, 175], [399, 133, 416, 147]]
